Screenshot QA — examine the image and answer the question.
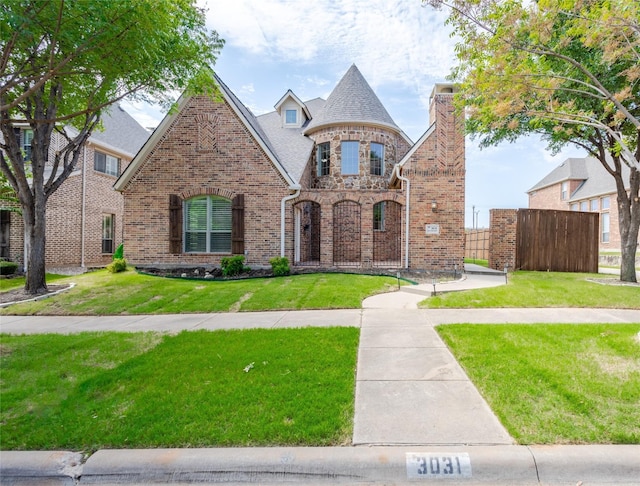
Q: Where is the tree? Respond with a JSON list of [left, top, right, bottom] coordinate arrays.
[[426, 0, 640, 282], [1, 0, 224, 294]]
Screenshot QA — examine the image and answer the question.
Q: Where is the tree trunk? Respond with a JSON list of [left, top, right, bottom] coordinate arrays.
[[617, 167, 639, 283], [22, 191, 48, 294]]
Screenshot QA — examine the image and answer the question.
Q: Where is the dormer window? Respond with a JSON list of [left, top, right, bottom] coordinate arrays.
[[285, 109, 297, 125], [274, 90, 310, 129]]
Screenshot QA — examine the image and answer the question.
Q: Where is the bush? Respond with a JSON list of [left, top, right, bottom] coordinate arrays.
[[106, 258, 127, 273], [113, 243, 124, 260], [221, 255, 247, 277], [269, 256, 290, 277], [0, 260, 18, 276]]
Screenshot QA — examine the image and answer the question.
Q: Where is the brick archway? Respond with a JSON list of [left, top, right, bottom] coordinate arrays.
[[333, 200, 361, 266], [294, 201, 321, 265]]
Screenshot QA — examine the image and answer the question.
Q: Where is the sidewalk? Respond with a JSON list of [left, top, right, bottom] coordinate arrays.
[[1, 271, 639, 484]]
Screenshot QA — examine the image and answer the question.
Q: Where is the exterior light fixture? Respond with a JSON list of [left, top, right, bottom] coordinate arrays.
[[431, 199, 437, 212], [431, 277, 437, 296]]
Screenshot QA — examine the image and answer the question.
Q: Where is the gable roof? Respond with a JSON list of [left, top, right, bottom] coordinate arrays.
[[528, 156, 630, 200], [274, 89, 311, 120], [90, 105, 150, 157], [304, 64, 402, 135], [115, 74, 299, 192], [256, 99, 324, 182], [116, 65, 413, 191]]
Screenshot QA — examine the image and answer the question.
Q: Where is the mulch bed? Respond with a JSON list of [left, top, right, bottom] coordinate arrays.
[[0, 285, 71, 305]]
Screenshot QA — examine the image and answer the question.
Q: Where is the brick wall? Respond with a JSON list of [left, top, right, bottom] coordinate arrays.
[[5, 134, 131, 269], [405, 91, 466, 271], [528, 184, 569, 210], [489, 209, 517, 271], [121, 96, 291, 267], [121, 87, 466, 271]]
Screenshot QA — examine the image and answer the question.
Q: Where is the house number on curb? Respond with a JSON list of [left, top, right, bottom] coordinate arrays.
[[406, 453, 471, 479]]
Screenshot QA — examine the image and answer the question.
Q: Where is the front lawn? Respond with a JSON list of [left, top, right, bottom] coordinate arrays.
[[0, 328, 359, 450], [0, 268, 398, 315], [424, 271, 640, 308], [437, 323, 640, 444]]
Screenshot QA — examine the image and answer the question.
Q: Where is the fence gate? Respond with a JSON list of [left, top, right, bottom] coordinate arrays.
[[333, 200, 361, 266], [515, 209, 599, 273], [373, 201, 402, 267], [295, 201, 321, 265]]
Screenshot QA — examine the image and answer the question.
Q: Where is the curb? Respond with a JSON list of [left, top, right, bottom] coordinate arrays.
[[2, 445, 639, 485]]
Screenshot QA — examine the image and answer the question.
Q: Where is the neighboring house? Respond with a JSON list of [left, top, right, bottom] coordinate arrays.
[[527, 156, 636, 250], [115, 65, 466, 271], [0, 105, 150, 269]]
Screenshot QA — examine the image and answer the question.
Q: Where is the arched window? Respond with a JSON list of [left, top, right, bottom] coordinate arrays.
[[184, 195, 232, 253]]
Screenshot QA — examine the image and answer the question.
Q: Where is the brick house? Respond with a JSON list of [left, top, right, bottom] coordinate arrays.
[[0, 105, 150, 269], [115, 65, 465, 271], [527, 156, 637, 250]]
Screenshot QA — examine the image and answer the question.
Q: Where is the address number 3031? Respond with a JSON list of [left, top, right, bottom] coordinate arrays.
[[406, 453, 472, 479]]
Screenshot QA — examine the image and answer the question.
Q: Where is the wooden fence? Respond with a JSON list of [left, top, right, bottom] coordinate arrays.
[[515, 209, 599, 273], [465, 228, 490, 261]]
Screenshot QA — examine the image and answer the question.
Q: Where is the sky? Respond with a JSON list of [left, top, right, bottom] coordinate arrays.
[[122, 0, 586, 228]]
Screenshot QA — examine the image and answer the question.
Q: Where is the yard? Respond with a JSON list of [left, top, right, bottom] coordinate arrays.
[[1, 267, 639, 450]]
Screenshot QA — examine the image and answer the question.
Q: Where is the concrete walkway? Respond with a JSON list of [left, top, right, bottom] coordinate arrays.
[[1, 268, 640, 484]]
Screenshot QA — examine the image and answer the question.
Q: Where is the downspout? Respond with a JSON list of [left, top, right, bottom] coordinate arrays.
[[393, 164, 410, 268], [80, 144, 87, 268], [281, 185, 301, 257]]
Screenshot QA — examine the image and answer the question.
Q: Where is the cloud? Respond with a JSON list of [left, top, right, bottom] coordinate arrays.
[[205, 0, 456, 109]]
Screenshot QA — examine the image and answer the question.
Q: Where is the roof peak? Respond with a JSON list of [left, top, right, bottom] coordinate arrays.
[[304, 64, 399, 133]]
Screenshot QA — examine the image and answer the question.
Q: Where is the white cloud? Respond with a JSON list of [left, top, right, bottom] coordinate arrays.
[[204, 0, 455, 110]]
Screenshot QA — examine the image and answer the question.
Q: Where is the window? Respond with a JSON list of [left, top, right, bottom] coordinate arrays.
[[370, 142, 384, 176], [184, 196, 232, 253], [341, 141, 359, 175], [601, 212, 610, 243], [285, 109, 297, 124], [590, 199, 599, 211], [601, 196, 610, 210], [561, 181, 568, 200], [580, 201, 588, 211], [373, 201, 385, 231], [570, 203, 579, 211], [22, 129, 33, 161], [94, 151, 120, 176], [102, 214, 114, 254], [317, 142, 330, 176]]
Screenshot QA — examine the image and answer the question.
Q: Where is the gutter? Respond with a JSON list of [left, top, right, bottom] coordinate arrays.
[[392, 164, 410, 268], [80, 144, 87, 268], [281, 185, 301, 257]]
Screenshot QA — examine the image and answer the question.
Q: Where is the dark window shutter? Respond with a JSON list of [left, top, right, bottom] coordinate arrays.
[[231, 194, 245, 255], [169, 195, 182, 254]]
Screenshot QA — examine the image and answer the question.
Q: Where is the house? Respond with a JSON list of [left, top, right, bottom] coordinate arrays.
[[0, 105, 150, 270], [114, 65, 466, 271], [527, 156, 635, 250]]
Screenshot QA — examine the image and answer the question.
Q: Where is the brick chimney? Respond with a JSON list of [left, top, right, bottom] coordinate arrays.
[[428, 83, 465, 171]]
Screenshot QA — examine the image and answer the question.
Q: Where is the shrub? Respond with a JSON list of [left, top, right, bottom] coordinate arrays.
[[269, 256, 290, 277], [0, 260, 18, 276], [113, 243, 124, 260], [221, 255, 247, 277], [106, 258, 127, 273]]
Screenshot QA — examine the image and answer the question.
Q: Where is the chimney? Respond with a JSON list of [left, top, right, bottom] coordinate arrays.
[[429, 83, 465, 170]]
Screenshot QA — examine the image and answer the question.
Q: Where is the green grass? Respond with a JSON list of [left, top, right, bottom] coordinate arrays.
[[437, 323, 640, 444], [464, 257, 488, 267], [0, 273, 68, 292], [0, 268, 398, 315], [0, 328, 359, 450], [424, 271, 640, 309]]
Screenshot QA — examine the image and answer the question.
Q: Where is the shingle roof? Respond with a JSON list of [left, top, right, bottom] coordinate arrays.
[[89, 105, 150, 156], [304, 64, 400, 133], [527, 156, 630, 199]]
